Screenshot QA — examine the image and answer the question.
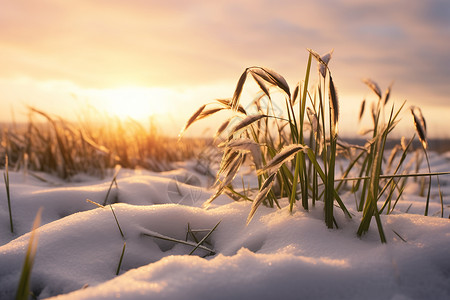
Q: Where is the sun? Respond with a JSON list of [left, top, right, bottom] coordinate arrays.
[[92, 86, 170, 121]]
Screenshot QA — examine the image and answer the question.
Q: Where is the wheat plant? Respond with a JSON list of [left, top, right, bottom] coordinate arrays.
[[182, 48, 450, 242]]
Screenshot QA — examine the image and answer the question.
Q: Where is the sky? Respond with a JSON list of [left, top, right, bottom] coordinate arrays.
[[1, 0, 450, 138]]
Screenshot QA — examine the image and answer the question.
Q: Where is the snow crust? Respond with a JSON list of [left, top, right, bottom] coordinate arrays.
[[0, 155, 449, 300]]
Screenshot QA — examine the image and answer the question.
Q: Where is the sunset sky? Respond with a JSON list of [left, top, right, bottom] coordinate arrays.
[[1, 0, 449, 137]]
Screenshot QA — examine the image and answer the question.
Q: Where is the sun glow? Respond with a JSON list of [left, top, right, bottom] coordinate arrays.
[[91, 86, 170, 121]]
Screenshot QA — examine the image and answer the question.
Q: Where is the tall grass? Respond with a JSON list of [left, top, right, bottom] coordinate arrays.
[[410, 106, 444, 217], [0, 108, 208, 180], [183, 49, 449, 242]]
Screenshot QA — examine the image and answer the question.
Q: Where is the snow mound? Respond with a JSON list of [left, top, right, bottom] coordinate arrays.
[[0, 160, 449, 299]]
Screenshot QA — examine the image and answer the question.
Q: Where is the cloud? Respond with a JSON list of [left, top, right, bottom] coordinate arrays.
[[0, 0, 449, 109]]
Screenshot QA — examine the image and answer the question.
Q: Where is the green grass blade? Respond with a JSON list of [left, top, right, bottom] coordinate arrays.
[[102, 165, 121, 206], [116, 242, 126, 276], [109, 205, 125, 239], [325, 138, 337, 228], [4, 154, 13, 233], [15, 208, 42, 300], [289, 154, 301, 212], [304, 147, 351, 218], [142, 230, 215, 254], [334, 171, 450, 182]]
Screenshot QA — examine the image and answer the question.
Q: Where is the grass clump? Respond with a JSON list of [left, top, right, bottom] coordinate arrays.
[[1, 108, 208, 180], [183, 48, 449, 242]]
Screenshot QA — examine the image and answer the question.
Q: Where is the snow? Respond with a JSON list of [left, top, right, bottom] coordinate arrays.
[[1, 155, 450, 300]]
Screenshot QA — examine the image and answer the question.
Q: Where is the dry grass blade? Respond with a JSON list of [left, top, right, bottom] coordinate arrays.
[[370, 101, 377, 124], [307, 48, 333, 77], [307, 48, 323, 64], [214, 119, 231, 138], [250, 71, 271, 100], [218, 149, 238, 173], [179, 104, 206, 138], [258, 144, 304, 175], [198, 108, 225, 120], [321, 50, 333, 65], [359, 99, 366, 122], [386, 145, 401, 173], [401, 136, 408, 151], [217, 99, 247, 115], [362, 78, 382, 99], [86, 199, 105, 208], [218, 154, 244, 187], [216, 98, 232, 107], [306, 107, 324, 154], [29, 107, 75, 178], [319, 49, 333, 77], [225, 138, 262, 169], [204, 153, 245, 208], [188, 221, 221, 255], [291, 82, 300, 106], [383, 82, 394, 105], [329, 75, 339, 137], [250, 67, 291, 97], [306, 107, 319, 135], [141, 229, 215, 254], [231, 69, 249, 110], [79, 131, 111, 155], [230, 114, 267, 136], [102, 165, 122, 206], [246, 172, 277, 225], [262, 68, 291, 98], [410, 106, 427, 149]]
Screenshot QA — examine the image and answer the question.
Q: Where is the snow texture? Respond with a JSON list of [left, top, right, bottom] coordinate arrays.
[[1, 155, 450, 300]]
